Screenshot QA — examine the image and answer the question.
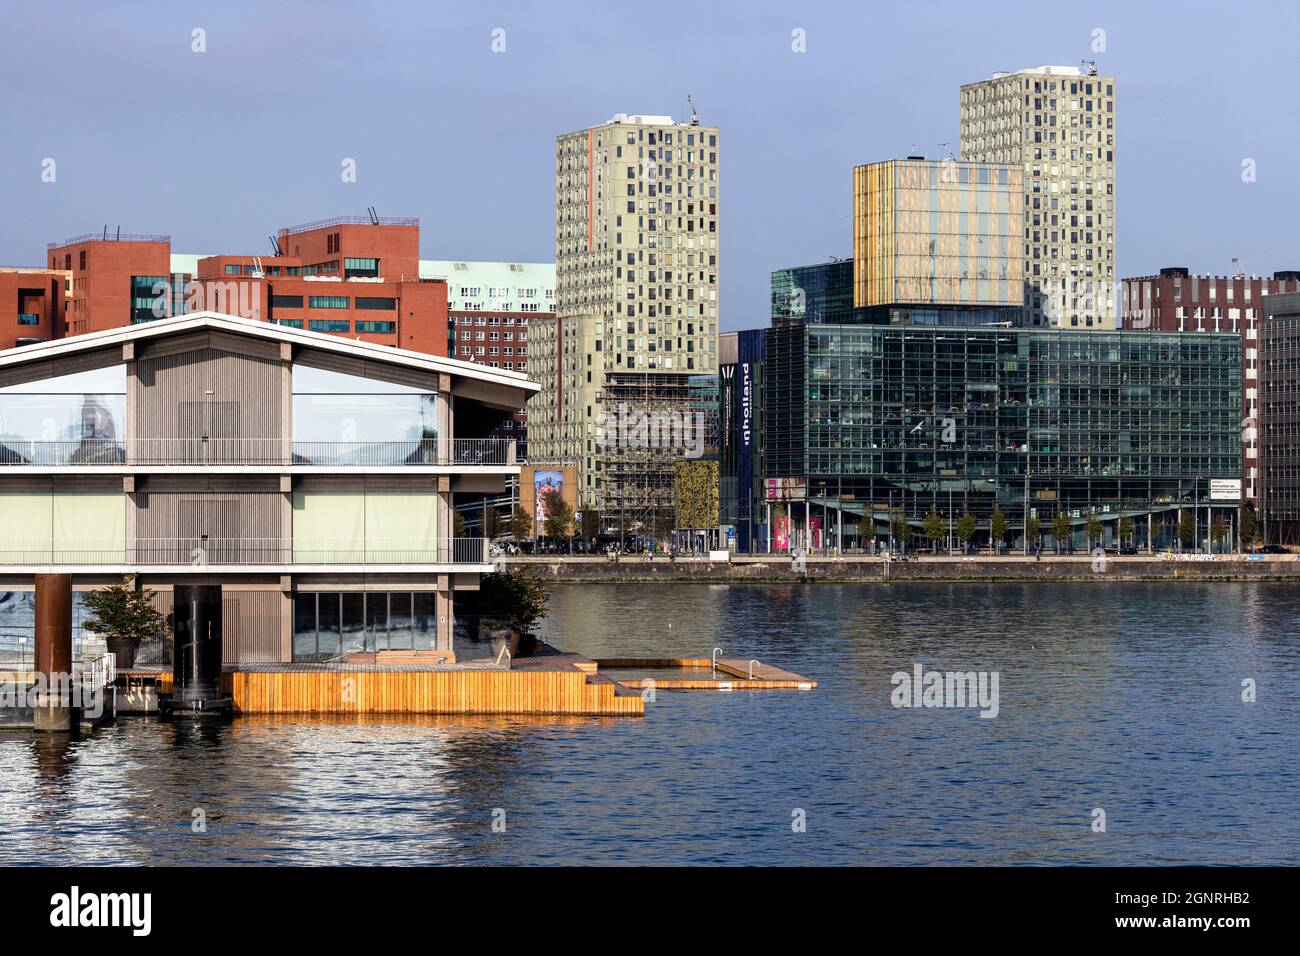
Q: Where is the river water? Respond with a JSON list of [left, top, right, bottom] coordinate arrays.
[[1, 582, 1297, 865]]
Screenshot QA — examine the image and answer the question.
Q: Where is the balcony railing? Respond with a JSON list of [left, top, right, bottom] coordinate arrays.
[[0, 538, 489, 566], [0, 438, 515, 467]]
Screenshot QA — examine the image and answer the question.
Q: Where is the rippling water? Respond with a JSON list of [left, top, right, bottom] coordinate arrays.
[[2, 582, 1297, 865]]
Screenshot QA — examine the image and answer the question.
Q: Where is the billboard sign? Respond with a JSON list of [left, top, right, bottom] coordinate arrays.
[[1209, 478, 1242, 501]]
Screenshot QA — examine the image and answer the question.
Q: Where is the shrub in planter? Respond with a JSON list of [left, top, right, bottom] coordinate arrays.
[[81, 574, 166, 669]]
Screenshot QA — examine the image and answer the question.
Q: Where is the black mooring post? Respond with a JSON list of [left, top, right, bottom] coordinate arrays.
[[162, 584, 232, 716]]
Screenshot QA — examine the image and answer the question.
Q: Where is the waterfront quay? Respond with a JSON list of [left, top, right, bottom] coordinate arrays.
[[503, 553, 1300, 583]]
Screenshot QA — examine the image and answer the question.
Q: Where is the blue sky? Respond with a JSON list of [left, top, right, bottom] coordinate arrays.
[[1, 0, 1297, 330]]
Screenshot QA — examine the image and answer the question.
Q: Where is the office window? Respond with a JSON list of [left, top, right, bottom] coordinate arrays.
[[355, 321, 396, 334], [270, 295, 303, 309], [308, 296, 349, 309], [354, 297, 396, 310], [271, 319, 303, 328], [308, 319, 350, 333], [344, 257, 379, 278]]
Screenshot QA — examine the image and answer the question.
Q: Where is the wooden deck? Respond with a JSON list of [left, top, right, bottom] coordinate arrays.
[[118, 661, 641, 716], [596, 658, 817, 691], [111, 651, 812, 715]]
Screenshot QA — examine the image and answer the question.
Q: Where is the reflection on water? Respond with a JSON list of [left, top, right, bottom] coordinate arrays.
[[1, 582, 1297, 865]]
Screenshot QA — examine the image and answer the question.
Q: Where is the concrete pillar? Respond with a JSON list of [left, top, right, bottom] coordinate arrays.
[[33, 573, 74, 732]]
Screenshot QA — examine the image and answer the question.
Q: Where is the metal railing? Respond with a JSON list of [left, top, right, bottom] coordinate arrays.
[[48, 233, 171, 249], [0, 538, 489, 566], [0, 438, 515, 467]]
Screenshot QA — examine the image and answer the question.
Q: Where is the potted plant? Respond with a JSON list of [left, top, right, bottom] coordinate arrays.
[[81, 574, 166, 669], [459, 568, 549, 659]]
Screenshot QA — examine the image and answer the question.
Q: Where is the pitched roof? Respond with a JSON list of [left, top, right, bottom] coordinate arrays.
[[0, 311, 539, 394]]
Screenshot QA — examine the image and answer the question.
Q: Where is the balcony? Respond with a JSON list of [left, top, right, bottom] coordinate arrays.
[[0, 538, 489, 566], [0, 438, 516, 467]]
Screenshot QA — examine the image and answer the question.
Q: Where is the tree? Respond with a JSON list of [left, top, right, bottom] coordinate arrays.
[[1085, 512, 1104, 550], [509, 506, 533, 541], [540, 486, 574, 540], [453, 510, 468, 540], [890, 508, 909, 553], [1240, 503, 1259, 551], [82, 575, 166, 667], [653, 508, 675, 543], [990, 505, 1009, 555], [1177, 510, 1196, 551], [956, 512, 977, 553], [1025, 514, 1041, 554], [857, 512, 873, 552], [485, 507, 503, 540], [1119, 516, 1135, 549], [923, 509, 945, 554], [581, 508, 600, 542], [456, 568, 550, 657], [1051, 512, 1072, 554], [1210, 517, 1230, 552]]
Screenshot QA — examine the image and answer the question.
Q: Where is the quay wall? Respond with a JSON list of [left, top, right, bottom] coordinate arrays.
[[502, 555, 1300, 584]]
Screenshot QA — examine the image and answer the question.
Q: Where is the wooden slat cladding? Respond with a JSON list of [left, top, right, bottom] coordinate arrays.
[[134, 331, 282, 364], [148, 588, 284, 664], [224, 669, 644, 716], [132, 347, 284, 462], [132, 488, 283, 564], [294, 349, 439, 392]]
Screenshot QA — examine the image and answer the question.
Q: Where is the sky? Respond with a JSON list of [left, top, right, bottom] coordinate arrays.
[[1, 0, 1297, 331]]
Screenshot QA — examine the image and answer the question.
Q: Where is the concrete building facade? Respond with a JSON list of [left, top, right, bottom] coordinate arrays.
[[532, 112, 719, 532], [1259, 291, 1300, 544], [960, 65, 1117, 329], [0, 312, 535, 664]]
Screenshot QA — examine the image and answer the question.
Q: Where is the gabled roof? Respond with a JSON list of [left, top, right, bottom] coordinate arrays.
[[0, 311, 539, 395]]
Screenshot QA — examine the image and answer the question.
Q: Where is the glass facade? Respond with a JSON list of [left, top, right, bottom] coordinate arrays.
[[291, 365, 437, 464], [853, 159, 1023, 310], [763, 320, 1241, 550], [130, 275, 170, 324], [292, 590, 437, 661], [771, 261, 857, 325], [0, 366, 126, 464]]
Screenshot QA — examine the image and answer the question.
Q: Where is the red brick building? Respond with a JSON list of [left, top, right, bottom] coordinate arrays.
[[46, 233, 171, 338], [1121, 266, 1300, 504], [0, 268, 67, 350], [40, 217, 448, 356]]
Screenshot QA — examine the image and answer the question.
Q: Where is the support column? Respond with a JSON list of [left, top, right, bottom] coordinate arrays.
[[33, 573, 73, 732]]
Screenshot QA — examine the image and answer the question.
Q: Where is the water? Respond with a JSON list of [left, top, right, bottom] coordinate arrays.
[[1, 582, 1297, 865]]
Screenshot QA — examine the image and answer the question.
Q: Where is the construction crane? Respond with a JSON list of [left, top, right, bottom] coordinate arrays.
[[687, 94, 700, 126], [1081, 59, 1098, 76], [1232, 257, 1246, 278]]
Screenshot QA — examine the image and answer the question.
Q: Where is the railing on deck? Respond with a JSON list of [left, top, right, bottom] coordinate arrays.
[[0, 538, 489, 566], [0, 438, 515, 467]]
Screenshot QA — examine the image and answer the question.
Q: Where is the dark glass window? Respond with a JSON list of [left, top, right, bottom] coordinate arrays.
[[309, 319, 350, 333], [355, 321, 396, 334], [308, 295, 349, 309], [271, 319, 303, 328], [292, 591, 437, 660], [355, 297, 396, 311], [270, 294, 303, 308]]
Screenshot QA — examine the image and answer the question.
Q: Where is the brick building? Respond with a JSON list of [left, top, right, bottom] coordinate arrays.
[[1121, 267, 1300, 503], [0, 268, 67, 349], [422, 259, 554, 463], [41, 217, 448, 356]]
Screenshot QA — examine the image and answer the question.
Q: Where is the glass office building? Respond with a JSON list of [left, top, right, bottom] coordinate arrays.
[[762, 320, 1242, 551]]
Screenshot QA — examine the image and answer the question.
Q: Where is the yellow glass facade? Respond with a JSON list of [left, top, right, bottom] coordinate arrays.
[[853, 159, 1023, 309]]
